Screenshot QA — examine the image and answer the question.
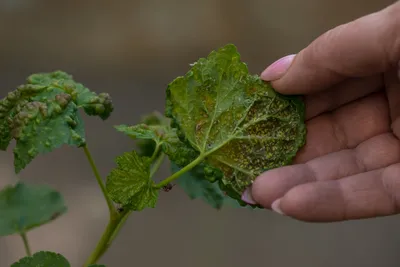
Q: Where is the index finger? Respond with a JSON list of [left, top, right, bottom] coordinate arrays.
[[262, 1, 400, 95]]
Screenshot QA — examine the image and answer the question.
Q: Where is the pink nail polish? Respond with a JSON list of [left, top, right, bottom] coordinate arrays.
[[241, 186, 257, 205], [261, 54, 296, 81], [271, 198, 285, 215]]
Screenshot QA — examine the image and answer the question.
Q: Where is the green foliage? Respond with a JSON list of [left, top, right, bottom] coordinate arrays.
[[106, 151, 159, 211], [0, 44, 307, 266], [172, 163, 242, 209], [11, 251, 70, 267], [165, 44, 306, 201], [133, 111, 172, 157], [11, 251, 105, 267], [0, 71, 113, 173], [115, 111, 177, 158], [0, 182, 67, 236]]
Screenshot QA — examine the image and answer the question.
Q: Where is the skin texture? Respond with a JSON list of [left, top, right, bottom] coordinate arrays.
[[248, 1, 400, 222]]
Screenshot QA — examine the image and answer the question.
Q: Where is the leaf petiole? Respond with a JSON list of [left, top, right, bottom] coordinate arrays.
[[20, 232, 32, 257], [154, 155, 205, 189], [83, 145, 116, 217]]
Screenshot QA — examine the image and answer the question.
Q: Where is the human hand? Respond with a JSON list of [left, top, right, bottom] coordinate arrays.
[[241, 1, 400, 222]]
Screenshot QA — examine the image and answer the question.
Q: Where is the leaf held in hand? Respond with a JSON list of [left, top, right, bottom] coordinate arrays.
[[0, 182, 67, 236], [11, 251, 70, 267], [165, 44, 306, 202], [106, 151, 159, 211], [0, 71, 114, 173]]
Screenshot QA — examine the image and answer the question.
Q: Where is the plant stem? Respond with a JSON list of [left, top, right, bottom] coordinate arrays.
[[149, 143, 161, 163], [83, 218, 117, 266], [96, 210, 132, 260], [150, 153, 165, 178], [83, 145, 116, 217], [154, 155, 204, 189], [20, 232, 32, 257]]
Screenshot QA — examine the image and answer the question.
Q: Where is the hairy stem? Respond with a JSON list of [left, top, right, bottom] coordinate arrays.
[[20, 232, 32, 257], [154, 155, 204, 189], [83, 145, 116, 216]]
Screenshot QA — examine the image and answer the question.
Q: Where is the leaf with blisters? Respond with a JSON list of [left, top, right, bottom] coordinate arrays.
[[165, 44, 306, 202], [11, 251, 70, 267], [0, 182, 67, 236], [106, 151, 159, 211], [0, 71, 114, 173]]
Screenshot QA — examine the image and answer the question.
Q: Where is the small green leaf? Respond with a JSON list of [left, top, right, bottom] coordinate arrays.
[[172, 163, 242, 209], [136, 111, 169, 157], [0, 71, 113, 173], [0, 182, 67, 236], [115, 111, 175, 158], [11, 251, 70, 267], [106, 151, 159, 211], [165, 44, 306, 202], [115, 124, 165, 143]]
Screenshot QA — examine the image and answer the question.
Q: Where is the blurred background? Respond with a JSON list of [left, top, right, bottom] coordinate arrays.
[[0, 0, 399, 266]]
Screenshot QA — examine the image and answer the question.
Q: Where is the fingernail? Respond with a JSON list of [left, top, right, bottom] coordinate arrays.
[[261, 54, 296, 81], [241, 186, 257, 205], [271, 198, 285, 215]]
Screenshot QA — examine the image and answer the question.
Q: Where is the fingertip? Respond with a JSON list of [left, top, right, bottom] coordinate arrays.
[[241, 186, 257, 205], [250, 164, 314, 208], [260, 54, 296, 81]]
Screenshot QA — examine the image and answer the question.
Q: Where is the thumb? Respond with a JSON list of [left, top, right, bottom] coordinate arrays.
[[261, 1, 400, 94]]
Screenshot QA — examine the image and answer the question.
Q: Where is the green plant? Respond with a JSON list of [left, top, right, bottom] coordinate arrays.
[[0, 44, 306, 266]]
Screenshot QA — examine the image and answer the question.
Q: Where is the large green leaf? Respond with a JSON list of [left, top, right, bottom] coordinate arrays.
[[0, 71, 113, 173], [106, 151, 159, 211], [0, 182, 67, 236], [165, 44, 306, 202], [11, 251, 70, 267]]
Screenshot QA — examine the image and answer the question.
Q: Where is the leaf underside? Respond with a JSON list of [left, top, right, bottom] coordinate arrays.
[[0, 182, 67, 236], [165, 44, 306, 202], [0, 71, 113, 173]]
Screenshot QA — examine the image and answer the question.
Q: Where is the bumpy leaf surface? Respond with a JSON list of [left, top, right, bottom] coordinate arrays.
[[106, 151, 159, 211], [165, 44, 306, 201], [11, 251, 70, 267], [0, 182, 67, 236], [0, 71, 113, 173]]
